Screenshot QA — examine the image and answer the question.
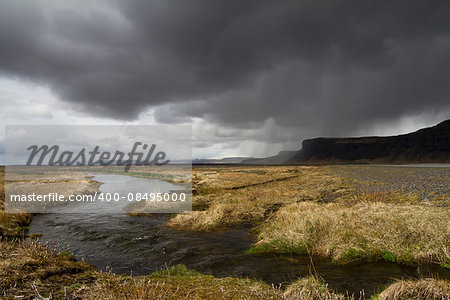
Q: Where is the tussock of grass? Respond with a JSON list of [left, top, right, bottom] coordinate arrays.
[[0, 167, 32, 239], [0, 211, 31, 239], [1, 240, 278, 299], [282, 276, 348, 300], [251, 201, 450, 264], [0, 240, 96, 298], [378, 278, 450, 300], [87, 264, 278, 300], [168, 201, 266, 230], [1, 239, 277, 299], [149, 264, 203, 277]]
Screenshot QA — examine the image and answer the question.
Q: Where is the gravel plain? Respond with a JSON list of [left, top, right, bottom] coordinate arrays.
[[330, 165, 450, 203]]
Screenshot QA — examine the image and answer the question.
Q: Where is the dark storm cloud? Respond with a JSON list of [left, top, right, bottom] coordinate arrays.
[[0, 0, 449, 135]]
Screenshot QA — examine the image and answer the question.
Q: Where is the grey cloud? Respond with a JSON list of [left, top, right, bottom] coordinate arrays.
[[0, 0, 449, 140]]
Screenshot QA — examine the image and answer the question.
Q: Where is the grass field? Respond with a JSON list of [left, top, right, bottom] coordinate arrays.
[[168, 165, 450, 266], [1, 165, 449, 299]]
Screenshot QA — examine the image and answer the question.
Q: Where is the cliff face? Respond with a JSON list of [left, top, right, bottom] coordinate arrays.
[[289, 119, 450, 164]]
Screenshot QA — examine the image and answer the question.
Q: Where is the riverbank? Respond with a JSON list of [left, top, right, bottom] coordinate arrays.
[[1, 238, 278, 299], [1, 238, 448, 299]]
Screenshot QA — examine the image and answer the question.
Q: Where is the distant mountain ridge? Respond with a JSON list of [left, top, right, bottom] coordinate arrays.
[[241, 151, 297, 165], [289, 119, 450, 164], [192, 157, 251, 164]]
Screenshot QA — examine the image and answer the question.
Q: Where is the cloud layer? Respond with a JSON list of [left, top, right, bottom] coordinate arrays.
[[1, 0, 450, 156]]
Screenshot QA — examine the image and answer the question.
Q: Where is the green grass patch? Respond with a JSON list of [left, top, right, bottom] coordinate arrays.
[[369, 293, 380, 300], [382, 250, 397, 263], [149, 264, 207, 278], [70, 283, 82, 289], [247, 240, 308, 255], [15, 225, 29, 233], [59, 250, 76, 260]]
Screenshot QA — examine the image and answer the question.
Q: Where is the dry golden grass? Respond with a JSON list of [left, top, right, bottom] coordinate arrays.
[[0, 166, 32, 239], [0, 238, 448, 299], [168, 166, 351, 230], [0, 240, 281, 299], [1, 165, 449, 299], [0, 233, 279, 299], [166, 165, 450, 267], [282, 276, 348, 300], [378, 278, 450, 300], [85, 265, 279, 300], [250, 201, 450, 264], [0, 239, 97, 298], [168, 165, 450, 266]]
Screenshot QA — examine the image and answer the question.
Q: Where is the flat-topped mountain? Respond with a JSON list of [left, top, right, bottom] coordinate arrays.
[[289, 119, 450, 164]]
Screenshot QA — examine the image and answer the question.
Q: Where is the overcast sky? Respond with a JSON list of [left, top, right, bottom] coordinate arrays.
[[1, 0, 450, 161]]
